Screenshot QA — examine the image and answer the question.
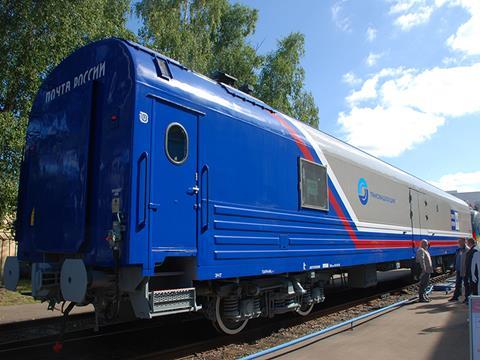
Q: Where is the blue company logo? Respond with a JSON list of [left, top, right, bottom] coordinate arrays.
[[358, 178, 369, 205]]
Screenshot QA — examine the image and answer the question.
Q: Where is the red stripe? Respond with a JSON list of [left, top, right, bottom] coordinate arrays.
[[269, 112, 362, 247], [270, 113, 314, 161], [267, 111, 459, 251], [328, 189, 361, 247], [354, 240, 459, 249], [413, 240, 460, 247]]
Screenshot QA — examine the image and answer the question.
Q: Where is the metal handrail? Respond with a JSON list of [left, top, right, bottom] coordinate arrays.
[[240, 286, 433, 360]]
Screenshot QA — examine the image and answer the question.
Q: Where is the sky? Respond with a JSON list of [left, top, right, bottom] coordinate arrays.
[[127, 0, 480, 192]]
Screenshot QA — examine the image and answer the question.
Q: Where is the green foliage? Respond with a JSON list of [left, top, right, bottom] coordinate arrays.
[[0, 113, 26, 223], [136, 1, 319, 126], [0, 0, 133, 225], [256, 33, 319, 128], [136, 0, 261, 87], [0, 0, 320, 227]]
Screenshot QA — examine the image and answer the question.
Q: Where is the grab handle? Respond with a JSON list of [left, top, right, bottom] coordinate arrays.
[[136, 151, 148, 230], [201, 164, 209, 232]]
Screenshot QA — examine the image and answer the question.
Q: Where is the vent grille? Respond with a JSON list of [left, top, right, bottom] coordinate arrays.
[[150, 288, 197, 313]]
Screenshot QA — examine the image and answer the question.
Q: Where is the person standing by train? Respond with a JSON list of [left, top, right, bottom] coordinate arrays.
[[465, 238, 478, 303], [469, 239, 480, 299], [416, 239, 433, 302], [449, 238, 470, 301]]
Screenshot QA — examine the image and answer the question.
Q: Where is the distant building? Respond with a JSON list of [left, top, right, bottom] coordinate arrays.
[[448, 190, 480, 210], [0, 215, 16, 281]]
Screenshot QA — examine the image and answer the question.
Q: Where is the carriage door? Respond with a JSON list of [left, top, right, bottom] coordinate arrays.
[[409, 189, 422, 249], [149, 100, 199, 252]]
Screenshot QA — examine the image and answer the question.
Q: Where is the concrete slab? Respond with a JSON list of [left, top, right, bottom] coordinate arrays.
[[278, 292, 468, 360], [0, 303, 93, 324]]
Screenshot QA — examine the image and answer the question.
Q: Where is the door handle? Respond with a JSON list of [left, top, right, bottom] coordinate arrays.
[[186, 186, 199, 195], [201, 165, 209, 232], [148, 202, 160, 211], [136, 151, 148, 230]]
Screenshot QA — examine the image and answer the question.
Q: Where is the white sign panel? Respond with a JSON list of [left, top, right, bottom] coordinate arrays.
[[470, 295, 480, 360]]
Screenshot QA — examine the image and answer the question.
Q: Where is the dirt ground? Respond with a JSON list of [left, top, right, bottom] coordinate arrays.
[[0, 280, 37, 306]]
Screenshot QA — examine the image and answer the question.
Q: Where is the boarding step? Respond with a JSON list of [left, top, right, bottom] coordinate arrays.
[[149, 287, 201, 316]]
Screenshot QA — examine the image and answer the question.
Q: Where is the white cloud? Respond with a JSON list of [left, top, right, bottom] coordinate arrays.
[[347, 77, 378, 103], [389, 0, 480, 52], [365, 52, 383, 67], [430, 171, 480, 192], [442, 56, 460, 65], [342, 72, 362, 86], [388, 0, 435, 30], [338, 1, 480, 158], [366, 26, 377, 42], [394, 5, 433, 30], [331, 0, 351, 32], [389, 0, 424, 14], [446, 0, 480, 55], [339, 63, 480, 157], [339, 106, 444, 157], [380, 63, 480, 116], [347, 67, 407, 104]]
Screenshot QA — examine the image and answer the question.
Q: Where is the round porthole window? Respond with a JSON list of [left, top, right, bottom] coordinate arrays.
[[165, 123, 188, 164]]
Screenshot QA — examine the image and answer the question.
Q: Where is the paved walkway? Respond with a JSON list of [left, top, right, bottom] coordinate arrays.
[[0, 303, 93, 324], [279, 292, 469, 360]]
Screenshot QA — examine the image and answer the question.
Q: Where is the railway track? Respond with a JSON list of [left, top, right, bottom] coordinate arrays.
[[135, 272, 454, 360], [0, 272, 453, 359], [0, 311, 93, 335]]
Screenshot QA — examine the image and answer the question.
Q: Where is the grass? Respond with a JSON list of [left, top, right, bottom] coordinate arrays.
[[0, 279, 39, 306]]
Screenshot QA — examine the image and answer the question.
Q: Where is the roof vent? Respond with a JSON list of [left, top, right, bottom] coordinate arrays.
[[154, 58, 172, 80], [239, 84, 253, 95], [211, 71, 237, 86]]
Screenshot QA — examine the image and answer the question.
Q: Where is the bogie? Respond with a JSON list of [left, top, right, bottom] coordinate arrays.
[[200, 273, 326, 334]]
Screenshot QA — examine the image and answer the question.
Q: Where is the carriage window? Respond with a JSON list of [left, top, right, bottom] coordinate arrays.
[[165, 123, 188, 164], [299, 158, 328, 211]]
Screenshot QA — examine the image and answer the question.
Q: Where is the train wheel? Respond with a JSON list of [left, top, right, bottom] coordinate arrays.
[[296, 302, 314, 316], [213, 296, 248, 335]]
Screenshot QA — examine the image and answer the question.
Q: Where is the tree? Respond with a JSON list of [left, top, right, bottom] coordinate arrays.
[[256, 33, 319, 128], [0, 113, 25, 228], [136, 1, 319, 127], [136, 0, 262, 87], [0, 0, 133, 224], [0, 0, 320, 226]]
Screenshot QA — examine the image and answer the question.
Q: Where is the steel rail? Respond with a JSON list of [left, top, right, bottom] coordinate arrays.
[[0, 272, 452, 358], [239, 284, 439, 360]]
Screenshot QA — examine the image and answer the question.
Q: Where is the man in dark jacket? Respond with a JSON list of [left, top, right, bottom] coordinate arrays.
[[465, 238, 478, 303], [449, 238, 469, 301]]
